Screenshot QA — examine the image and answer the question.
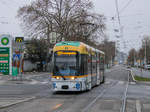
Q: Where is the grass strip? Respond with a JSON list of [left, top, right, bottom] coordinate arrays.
[[134, 76, 150, 82]]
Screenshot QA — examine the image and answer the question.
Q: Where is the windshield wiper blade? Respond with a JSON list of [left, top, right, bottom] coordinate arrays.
[[60, 74, 66, 80]]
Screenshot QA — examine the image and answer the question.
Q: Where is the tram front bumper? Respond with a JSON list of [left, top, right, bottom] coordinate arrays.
[[51, 81, 82, 91]]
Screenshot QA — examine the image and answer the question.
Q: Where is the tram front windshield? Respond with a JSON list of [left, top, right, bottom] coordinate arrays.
[[53, 51, 79, 76]]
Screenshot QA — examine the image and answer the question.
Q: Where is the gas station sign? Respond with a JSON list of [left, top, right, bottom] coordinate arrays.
[[0, 34, 12, 75], [0, 48, 9, 75]]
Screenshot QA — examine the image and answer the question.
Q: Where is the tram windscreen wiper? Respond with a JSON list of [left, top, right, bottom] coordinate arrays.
[[59, 73, 66, 80]]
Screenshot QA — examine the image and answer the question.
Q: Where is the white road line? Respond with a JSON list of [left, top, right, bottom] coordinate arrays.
[[0, 97, 36, 109], [29, 80, 39, 84], [118, 81, 124, 84], [136, 100, 142, 112], [130, 70, 137, 82], [0, 81, 6, 85], [105, 81, 111, 84]]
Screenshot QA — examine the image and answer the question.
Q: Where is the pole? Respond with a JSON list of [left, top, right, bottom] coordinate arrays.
[[115, 0, 121, 26], [145, 42, 147, 65], [19, 44, 24, 81]]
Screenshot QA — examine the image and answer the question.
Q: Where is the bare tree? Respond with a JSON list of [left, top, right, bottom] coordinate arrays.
[[98, 38, 116, 67], [140, 35, 150, 64], [17, 0, 106, 68], [18, 0, 105, 42], [127, 48, 137, 66]]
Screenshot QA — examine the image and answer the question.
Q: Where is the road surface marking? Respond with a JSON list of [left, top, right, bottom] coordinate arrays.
[[0, 97, 36, 109], [0, 81, 6, 85], [105, 81, 111, 84], [53, 104, 62, 110], [136, 100, 141, 112], [118, 81, 124, 84]]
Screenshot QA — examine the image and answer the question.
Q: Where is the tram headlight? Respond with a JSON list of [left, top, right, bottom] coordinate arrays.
[[70, 76, 75, 80], [56, 76, 60, 80]]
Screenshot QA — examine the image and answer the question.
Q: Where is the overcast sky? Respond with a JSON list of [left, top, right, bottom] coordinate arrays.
[[0, 0, 150, 53]]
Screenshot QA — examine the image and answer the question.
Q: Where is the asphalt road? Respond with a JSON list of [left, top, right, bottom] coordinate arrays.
[[0, 65, 150, 112]]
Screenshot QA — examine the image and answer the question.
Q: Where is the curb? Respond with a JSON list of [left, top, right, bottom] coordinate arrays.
[[130, 70, 137, 82], [0, 97, 36, 109], [131, 70, 150, 84], [138, 81, 150, 84]]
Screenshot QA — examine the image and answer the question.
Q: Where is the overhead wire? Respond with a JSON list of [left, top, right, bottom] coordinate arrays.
[[119, 0, 134, 15], [114, 0, 135, 51]]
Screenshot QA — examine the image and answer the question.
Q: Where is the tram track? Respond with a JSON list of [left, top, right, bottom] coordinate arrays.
[[120, 70, 130, 112], [81, 81, 117, 112], [82, 69, 130, 112], [1, 66, 135, 112], [51, 80, 117, 112]]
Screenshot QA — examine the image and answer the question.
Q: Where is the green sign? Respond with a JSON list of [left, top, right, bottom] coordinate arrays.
[[0, 47, 9, 75], [1, 37, 9, 45], [12, 67, 18, 76]]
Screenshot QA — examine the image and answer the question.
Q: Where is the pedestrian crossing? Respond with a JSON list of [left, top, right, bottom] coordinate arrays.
[[0, 79, 50, 85], [105, 80, 134, 85], [29, 79, 50, 85]]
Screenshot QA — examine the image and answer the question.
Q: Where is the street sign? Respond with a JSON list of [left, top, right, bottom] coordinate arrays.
[[15, 37, 24, 43], [13, 54, 21, 60]]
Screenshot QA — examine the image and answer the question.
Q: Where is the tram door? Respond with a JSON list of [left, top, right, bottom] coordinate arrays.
[[96, 53, 100, 85], [87, 55, 92, 89], [91, 55, 97, 86]]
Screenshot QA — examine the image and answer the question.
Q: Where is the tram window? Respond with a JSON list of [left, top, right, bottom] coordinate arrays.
[[92, 55, 96, 73], [100, 56, 105, 70], [81, 54, 88, 75], [84, 55, 88, 74], [88, 55, 92, 74]]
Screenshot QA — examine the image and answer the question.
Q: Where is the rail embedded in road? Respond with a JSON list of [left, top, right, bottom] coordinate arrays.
[[120, 70, 130, 112]]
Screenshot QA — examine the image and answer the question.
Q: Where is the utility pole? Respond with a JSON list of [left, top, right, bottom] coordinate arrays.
[[115, 0, 121, 27], [144, 41, 147, 65]]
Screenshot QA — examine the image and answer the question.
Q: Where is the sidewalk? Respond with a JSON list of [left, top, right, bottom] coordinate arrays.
[[0, 72, 50, 85], [131, 68, 150, 79]]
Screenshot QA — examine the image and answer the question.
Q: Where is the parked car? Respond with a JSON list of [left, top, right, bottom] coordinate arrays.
[[144, 64, 150, 70]]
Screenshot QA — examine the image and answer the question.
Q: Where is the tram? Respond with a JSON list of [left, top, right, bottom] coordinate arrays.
[[51, 41, 105, 91]]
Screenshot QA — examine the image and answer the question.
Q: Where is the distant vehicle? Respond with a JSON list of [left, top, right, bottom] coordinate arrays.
[[51, 41, 105, 91], [144, 64, 150, 70]]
